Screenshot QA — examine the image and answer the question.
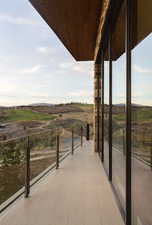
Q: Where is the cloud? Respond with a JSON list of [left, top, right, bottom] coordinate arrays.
[[0, 66, 44, 76], [67, 90, 93, 104], [59, 61, 93, 75], [36, 46, 51, 54], [73, 65, 85, 72], [18, 65, 45, 74], [133, 64, 152, 74], [0, 82, 16, 94], [68, 90, 92, 97], [0, 13, 43, 26], [59, 62, 73, 69]]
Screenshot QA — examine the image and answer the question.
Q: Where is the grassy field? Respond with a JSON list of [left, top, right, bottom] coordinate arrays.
[[135, 108, 152, 122], [111, 106, 152, 163], [113, 108, 152, 122], [71, 103, 93, 112], [6, 109, 56, 122]]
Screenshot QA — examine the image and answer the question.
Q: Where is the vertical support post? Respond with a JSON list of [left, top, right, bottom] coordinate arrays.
[[81, 126, 83, 147], [101, 52, 104, 162], [86, 123, 90, 141], [72, 129, 74, 155], [56, 131, 60, 169], [126, 0, 132, 224], [94, 62, 101, 152], [25, 136, 30, 198], [109, 32, 112, 182], [123, 128, 126, 156]]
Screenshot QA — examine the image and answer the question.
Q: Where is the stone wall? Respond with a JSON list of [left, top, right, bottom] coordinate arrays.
[[94, 63, 102, 152]]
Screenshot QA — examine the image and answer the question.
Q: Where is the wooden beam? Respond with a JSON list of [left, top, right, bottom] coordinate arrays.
[[94, 0, 110, 61]]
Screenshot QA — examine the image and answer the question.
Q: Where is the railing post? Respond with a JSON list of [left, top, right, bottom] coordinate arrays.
[[86, 123, 90, 141], [81, 126, 83, 147], [123, 128, 126, 156], [72, 129, 74, 155], [56, 131, 60, 169], [150, 147, 152, 171], [101, 52, 104, 162], [25, 136, 30, 198]]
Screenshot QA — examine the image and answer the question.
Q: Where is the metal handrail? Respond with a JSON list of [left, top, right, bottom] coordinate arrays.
[[24, 126, 85, 197], [0, 124, 85, 212]]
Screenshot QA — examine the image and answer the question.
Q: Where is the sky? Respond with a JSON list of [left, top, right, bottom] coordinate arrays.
[[0, 0, 93, 106], [104, 34, 152, 106], [0, 0, 151, 106]]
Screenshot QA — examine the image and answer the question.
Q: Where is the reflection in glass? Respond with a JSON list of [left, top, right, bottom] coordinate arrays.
[[132, 33, 152, 225], [112, 53, 126, 210], [104, 61, 109, 173]]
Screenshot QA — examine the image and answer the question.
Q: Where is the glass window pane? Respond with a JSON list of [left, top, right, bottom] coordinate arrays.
[[132, 1, 152, 224], [104, 60, 109, 173], [132, 33, 152, 225], [111, 3, 126, 212], [112, 52, 126, 210]]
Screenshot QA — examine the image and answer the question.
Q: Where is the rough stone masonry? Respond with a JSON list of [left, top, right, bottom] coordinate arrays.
[[94, 63, 102, 153]]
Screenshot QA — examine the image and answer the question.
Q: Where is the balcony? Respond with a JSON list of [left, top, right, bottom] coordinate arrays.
[[0, 0, 151, 224], [0, 140, 124, 225]]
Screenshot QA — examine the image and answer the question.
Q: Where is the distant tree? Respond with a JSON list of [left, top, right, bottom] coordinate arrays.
[[0, 111, 8, 123], [59, 114, 63, 118]]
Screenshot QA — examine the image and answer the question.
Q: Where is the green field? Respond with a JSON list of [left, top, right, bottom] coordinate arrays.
[[72, 103, 93, 111], [114, 108, 152, 122], [6, 109, 56, 121]]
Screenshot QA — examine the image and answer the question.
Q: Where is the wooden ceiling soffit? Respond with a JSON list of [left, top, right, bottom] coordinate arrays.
[[104, 1, 126, 60], [29, 0, 104, 61]]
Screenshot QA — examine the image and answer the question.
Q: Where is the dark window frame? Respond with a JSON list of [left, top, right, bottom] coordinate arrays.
[[100, 0, 133, 224]]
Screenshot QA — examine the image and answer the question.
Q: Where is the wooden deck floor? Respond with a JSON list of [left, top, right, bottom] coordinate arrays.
[[0, 141, 124, 225]]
